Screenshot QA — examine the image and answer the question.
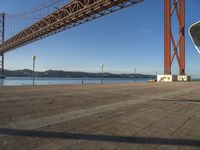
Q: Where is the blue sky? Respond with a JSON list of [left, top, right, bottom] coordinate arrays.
[[0, 0, 200, 76]]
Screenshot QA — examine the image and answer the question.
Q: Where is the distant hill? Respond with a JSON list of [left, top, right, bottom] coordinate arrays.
[[4, 69, 156, 78]]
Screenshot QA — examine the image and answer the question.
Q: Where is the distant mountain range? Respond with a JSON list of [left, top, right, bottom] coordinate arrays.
[[4, 69, 156, 78]]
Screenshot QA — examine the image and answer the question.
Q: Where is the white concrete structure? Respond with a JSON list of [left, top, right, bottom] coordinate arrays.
[[157, 75, 191, 82], [157, 75, 178, 82], [189, 21, 200, 54], [178, 75, 191, 82]]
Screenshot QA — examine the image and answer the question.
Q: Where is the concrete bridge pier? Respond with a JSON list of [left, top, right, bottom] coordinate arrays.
[[158, 0, 191, 82]]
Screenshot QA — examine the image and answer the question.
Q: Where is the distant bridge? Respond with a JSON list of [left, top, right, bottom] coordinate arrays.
[[0, 0, 186, 78]]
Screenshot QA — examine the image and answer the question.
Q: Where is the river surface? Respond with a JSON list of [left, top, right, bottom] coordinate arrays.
[[0, 77, 154, 86]]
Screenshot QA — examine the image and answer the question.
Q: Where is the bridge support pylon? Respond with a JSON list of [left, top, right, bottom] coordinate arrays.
[[164, 0, 185, 75], [157, 0, 190, 82], [0, 13, 5, 78]]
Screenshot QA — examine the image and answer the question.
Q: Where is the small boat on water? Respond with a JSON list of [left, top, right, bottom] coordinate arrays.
[[147, 79, 156, 82]]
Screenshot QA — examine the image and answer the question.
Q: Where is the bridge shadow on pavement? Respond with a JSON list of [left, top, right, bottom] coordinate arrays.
[[0, 128, 200, 147], [160, 99, 200, 103]]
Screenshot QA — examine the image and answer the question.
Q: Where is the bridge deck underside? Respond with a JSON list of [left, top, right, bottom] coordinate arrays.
[[0, 0, 143, 53]]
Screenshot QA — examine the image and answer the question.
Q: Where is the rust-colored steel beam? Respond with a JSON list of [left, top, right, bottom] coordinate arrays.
[[0, 0, 143, 53], [164, 0, 185, 75], [179, 0, 185, 75], [164, 0, 171, 75]]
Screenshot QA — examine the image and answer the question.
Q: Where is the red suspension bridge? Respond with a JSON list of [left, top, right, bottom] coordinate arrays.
[[0, 0, 187, 79]]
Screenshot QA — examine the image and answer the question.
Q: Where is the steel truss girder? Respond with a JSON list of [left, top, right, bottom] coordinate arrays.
[[0, 0, 143, 53], [164, 0, 185, 75]]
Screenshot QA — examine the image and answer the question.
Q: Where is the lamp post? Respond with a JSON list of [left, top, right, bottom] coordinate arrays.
[[101, 64, 104, 84], [32, 55, 36, 86], [134, 67, 136, 83]]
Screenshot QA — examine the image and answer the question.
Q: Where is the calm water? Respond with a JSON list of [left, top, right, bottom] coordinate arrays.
[[0, 77, 153, 86]]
